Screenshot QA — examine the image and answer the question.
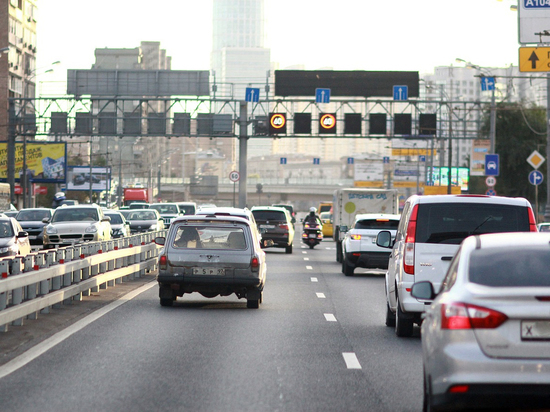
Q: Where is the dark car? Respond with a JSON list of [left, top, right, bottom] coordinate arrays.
[[15, 208, 53, 245], [104, 211, 130, 238], [155, 215, 267, 308], [125, 209, 165, 233], [272, 203, 296, 225], [0, 215, 31, 258], [251, 206, 295, 254]]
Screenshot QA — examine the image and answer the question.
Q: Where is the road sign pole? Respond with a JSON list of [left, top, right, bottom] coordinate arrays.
[[545, 74, 550, 222], [238, 101, 248, 208], [489, 86, 496, 154]]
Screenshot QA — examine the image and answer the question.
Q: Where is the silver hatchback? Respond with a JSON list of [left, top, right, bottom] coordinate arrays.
[[412, 232, 550, 412], [155, 215, 267, 309]]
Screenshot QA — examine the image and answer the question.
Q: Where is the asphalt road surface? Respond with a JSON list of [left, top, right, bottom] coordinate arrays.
[[0, 238, 423, 412]]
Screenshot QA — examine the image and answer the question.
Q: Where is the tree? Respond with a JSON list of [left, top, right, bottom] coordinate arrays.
[[475, 102, 547, 212]]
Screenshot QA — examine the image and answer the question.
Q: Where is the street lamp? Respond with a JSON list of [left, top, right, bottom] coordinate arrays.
[[456, 58, 497, 155]]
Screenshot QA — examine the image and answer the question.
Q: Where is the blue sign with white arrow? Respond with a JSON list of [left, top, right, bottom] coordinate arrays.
[[315, 88, 331, 103], [485, 154, 499, 176], [245, 87, 260, 102], [280, 157, 287, 165], [313, 158, 320, 165], [481, 77, 495, 92], [529, 170, 544, 186], [393, 85, 408, 101]]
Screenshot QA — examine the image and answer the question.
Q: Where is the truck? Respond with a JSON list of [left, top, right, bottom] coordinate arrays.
[[123, 187, 153, 207], [332, 188, 399, 262]]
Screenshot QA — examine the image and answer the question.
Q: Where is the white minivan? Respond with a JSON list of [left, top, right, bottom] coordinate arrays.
[[376, 195, 537, 337]]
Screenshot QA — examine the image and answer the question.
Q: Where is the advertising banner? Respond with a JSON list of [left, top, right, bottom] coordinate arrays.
[[470, 139, 491, 176], [67, 166, 111, 192], [0, 142, 67, 183]]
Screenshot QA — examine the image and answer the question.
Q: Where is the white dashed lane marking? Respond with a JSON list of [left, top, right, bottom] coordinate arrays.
[[304, 257, 309, 261], [324, 313, 337, 322], [316, 292, 326, 298], [306, 266, 313, 270], [310, 277, 318, 282], [342, 352, 362, 369]]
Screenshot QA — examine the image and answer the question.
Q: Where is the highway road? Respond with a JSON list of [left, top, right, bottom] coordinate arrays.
[[0, 238, 423, 412]]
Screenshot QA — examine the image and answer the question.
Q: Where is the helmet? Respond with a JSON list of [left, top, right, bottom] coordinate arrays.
[[54, 192, 66, 201], [309, 207, 317, 213]]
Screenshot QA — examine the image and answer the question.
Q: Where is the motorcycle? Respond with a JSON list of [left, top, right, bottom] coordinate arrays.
[[302, 220, 323, 249]]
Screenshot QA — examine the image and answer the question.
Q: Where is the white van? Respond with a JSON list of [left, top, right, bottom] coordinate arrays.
[[376, 195, 537, 337]]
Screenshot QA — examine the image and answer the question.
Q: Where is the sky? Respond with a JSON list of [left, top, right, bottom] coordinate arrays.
[[36, 0, 520, 87]]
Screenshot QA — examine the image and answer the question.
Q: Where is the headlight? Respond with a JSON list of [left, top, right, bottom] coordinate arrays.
[[46, 226, 57, 234], [85, 225, 98, 233], [0, 247, 8, 253]]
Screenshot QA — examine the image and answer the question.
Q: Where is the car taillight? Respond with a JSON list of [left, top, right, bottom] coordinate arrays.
[[440, 302, 508, 330], [251, 256, 259, 272], [403, 205, 418, 275], [279, 223, 289, 230], [350, 234, 361, 240], [528, 208, 537, 232], [159, 254, 167, 270]]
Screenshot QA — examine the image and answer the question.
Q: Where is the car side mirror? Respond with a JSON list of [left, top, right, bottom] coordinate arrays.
[[17, 231, 28, 238], [155, 237, 165, 246], [102, 216, 111, 222], [42, 218, 50, 223], [411, 281, 436, 300], [376, 231, 393, 248]]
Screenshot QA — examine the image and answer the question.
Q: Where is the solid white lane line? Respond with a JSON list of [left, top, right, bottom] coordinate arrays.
[[342, 352, 362, 369], [0, 281, 157, 380], [324, 313, 337, 322], [316, 292, 326, 298], [306, 266, 313, 270], [310, 277, 318, 282]]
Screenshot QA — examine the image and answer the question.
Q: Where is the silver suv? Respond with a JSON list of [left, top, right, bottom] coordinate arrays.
[[377, 195, 537, 337], [43, 204, 112, 249]]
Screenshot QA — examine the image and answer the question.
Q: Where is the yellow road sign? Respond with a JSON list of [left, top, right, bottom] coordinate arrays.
[[519, 47, 550, 72]]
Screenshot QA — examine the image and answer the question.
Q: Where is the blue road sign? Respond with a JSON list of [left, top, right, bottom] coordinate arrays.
[[529, 170, 544, 186], [245, 87, 260, 102], [418, 155, 426, 162], [481, 77, 495, 92], [486, 188, 497, 196], [315, 88, 331, 103], [485, 154, 499, 176], [383, 156, 390, 164], [347, 157, 354, 164], [280, 157, 287, 165], [313, 158, 320, 165], [393, 85, 408, 101]]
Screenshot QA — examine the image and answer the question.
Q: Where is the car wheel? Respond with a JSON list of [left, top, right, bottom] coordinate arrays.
[[395, 296, 414, 337], [247, 298, 259, 309], [160, 298, 173, 307], [286, 244, 293, 254], [343, 258, 354, 276], [336, 241, 342, 263], [385, 301, 396, 327]]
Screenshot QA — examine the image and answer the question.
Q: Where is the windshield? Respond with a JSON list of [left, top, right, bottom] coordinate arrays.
[[0, 221, 14, 238], [52, 208, 99, 223], [415, 203, 530, 245], [17, 209, 51, 222], [106, 214, 123, 224], [150, 204, 178, 214], [127, 211, 157, 220]]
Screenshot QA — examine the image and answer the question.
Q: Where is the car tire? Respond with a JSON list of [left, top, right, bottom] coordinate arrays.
[[385, 301, 396, 327], [336, 240, 342, 263], [247, 298, 259, 309], [160, 298, 173, 307], [286, 244, 293, 254], [343, 258, 354, 276], [395, 296, 414, 337]]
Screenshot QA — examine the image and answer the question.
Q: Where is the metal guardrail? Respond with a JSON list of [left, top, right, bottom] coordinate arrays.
[[0, 231, 166, 332]]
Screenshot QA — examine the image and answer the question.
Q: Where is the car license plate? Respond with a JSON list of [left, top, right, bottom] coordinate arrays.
[[260, 225, 275, 229], [192, 267, 225, 276], [521, 321, 550, 340], [28, 235, 37, 240], [308, 234, 317, 238]]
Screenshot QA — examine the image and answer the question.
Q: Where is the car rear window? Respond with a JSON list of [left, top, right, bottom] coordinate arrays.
[[252, 211, 286, 221], [355, 219, 398, 230], [172, 226, 247, 250], [178, 205, 195, 215], [469, 246, 550, 287], [415, 203, 530, 244]]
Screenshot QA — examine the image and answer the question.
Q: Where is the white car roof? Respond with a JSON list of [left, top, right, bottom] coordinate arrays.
[[407, 194, 531, 207], [354, 213, 401, 221]]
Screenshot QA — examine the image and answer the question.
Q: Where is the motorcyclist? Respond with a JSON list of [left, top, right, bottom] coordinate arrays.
[[303, 207, 322, 227]]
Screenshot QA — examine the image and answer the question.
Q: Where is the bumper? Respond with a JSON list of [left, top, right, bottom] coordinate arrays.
[[344, 251, 391, 269], [262, 235, 291, 247], [43, 233, 98, 248], [157, 272, 264, 298], [428, 341, 550, 411]]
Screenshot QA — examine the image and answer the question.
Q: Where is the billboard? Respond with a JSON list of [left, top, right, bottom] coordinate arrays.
[[0, 142, 67, 183], [430, 167, 469, 191], [67, 166, 111, 192]]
